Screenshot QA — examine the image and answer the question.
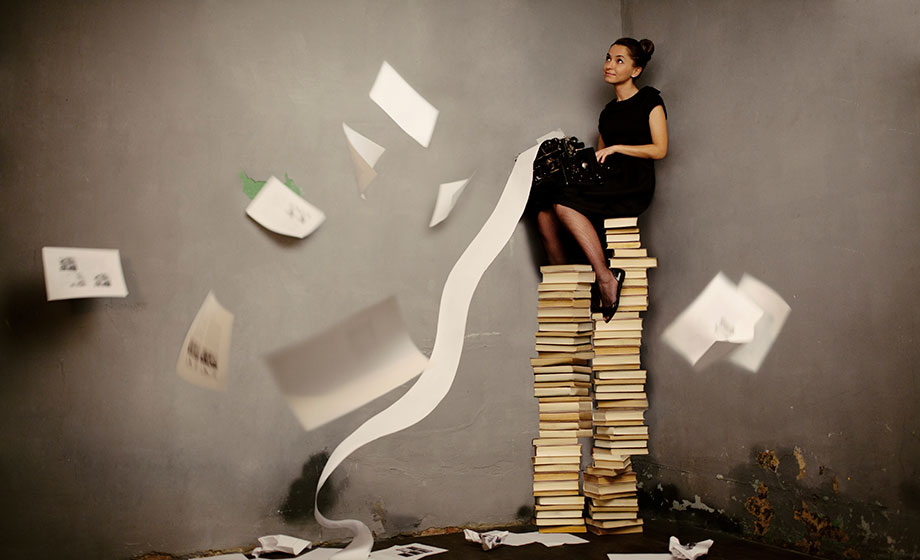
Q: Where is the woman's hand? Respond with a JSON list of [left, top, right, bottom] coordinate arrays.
[[596, 146, 618, 164]]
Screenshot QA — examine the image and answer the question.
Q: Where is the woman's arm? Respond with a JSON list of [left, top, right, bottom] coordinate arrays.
[[595, 105, 668, 163], [597, 134, 607, 150]]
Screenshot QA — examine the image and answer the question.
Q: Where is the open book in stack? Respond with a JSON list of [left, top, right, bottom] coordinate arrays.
[[531, 264, 595, 533], [584, 216, 654, 535]]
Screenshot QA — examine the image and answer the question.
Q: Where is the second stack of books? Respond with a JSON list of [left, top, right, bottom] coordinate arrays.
[[532, 264, 595, 533]]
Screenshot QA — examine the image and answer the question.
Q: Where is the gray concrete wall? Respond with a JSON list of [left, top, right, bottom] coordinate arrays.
[[0, 2, 621, 558], [622, 1, 920, 558]]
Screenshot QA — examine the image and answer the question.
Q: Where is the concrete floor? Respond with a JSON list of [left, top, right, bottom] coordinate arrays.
[[355, 519, 817, 560]]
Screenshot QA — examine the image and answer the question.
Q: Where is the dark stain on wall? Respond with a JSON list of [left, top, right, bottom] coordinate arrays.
[[755, 450, 780, 473], [279, 451, 339, 522], [793, 500, 849, 555], [516, 504, 534, 521]]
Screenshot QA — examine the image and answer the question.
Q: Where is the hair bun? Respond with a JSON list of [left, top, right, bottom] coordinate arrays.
[[639, 39, 655, 59]]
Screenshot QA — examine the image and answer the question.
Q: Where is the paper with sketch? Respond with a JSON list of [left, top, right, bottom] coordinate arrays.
[[369, 61, 439, 148], [661, 273, 764, 368], [41, 247, 128, 301], [728, 274, 791, 372], [176, 292, 234, 391], [253, 534, 312, 557], [369, 543, 446, 559], [429, 176, 472, 227], [343, 123, 385, 196], [312, 141, 542, 560], [669, 536, 714, 559], [266, 297, 428, 431], [246, 175, 325, 238]]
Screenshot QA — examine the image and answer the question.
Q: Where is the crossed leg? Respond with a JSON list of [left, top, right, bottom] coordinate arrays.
[[537, 205, 619, 313]]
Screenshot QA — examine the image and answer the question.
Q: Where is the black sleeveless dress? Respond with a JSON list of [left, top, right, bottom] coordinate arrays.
[[552, 86, 666, 224]]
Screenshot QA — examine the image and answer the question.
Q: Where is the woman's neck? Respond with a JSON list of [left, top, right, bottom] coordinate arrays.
[[614, 81, 639, 102]]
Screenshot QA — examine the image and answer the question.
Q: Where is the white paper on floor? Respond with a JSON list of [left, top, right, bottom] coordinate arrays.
[[669, 536, 714, 559], [294, 549, 340, 559], [312, 134, 558, 560], [176, 291, 234, 391], [190, 554, 248, 560], [246, 175, 326, 238], [343, 123, 386, 196], [429, 176, 473, 227], [369, 543, 446, 559], [41, 247, 129, 301], [369, 61, 439, 148], [661, 272, 764, 369], [266, 296, 428, 431], [727, 274, 791, 372], [253, 534, 312, 556], [465, 529, 588, 549]]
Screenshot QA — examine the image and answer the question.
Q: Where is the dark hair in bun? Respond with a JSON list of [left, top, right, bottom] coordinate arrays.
[[612, 37, 655, 69]]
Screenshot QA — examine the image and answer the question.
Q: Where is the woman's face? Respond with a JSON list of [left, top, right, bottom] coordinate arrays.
[[604, 45, 641, 85]]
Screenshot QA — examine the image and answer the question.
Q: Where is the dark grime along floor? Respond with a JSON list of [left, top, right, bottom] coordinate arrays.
[[351, 519, 818, 560]]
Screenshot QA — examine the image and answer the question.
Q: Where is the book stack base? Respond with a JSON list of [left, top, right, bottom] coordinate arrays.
[[532, 264, 596, 533]]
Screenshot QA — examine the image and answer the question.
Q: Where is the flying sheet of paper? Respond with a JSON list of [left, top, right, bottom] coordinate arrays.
[[41, 247, 128, 301], [369, 61, 439, 148], [661, 272, 764, 368], [369, 543, 446, 559], [343, 123, 386, 196], [669, 536, 714, 559], [429, 176, 472, 227], [253, 534, 312, 557], [246, 175, 326, 238], [176, 292, 234, 391], [266, 297, 428, 431], [313, 139, 544, 560], [728, 274, 791, 372]]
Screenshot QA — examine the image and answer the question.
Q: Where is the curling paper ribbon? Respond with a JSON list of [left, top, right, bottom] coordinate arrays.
[[314, 137, 552, 559]]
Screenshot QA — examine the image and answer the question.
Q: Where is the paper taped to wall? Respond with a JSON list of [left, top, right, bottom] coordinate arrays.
[[369, 61, 439, 148], [429, 176, 472, 227], [41, 247, 129, 301], [176, 292, 234, 391], [343, 123, 386, 196], [246, 175, 325, 238], [266, 297, 428, 431], [312, 138, 545, 559]]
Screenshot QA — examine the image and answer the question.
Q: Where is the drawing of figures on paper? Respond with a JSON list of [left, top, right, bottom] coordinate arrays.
[[42, 247, 129, 301], [176, 292, 234, 390], [245, 175, 325, 239]]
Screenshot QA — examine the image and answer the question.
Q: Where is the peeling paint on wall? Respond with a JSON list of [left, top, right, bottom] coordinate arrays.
[[793, 447, 807, 480], [755, 449, 780, 473], [793, 500, 849, 554], [672, 494, 717, 513], [745, 482, 774, 536]]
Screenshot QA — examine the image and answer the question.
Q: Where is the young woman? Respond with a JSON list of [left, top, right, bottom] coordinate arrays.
[[535, 38, 668, 321]]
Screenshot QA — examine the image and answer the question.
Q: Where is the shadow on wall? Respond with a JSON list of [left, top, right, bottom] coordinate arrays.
[[635, 445, 919, 560]]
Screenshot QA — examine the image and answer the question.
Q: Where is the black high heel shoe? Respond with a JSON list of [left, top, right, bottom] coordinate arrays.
[[600, 268, 626, 323]]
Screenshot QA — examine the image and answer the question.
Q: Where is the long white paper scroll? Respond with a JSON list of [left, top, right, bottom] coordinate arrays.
[[314, 135, 556, 559]]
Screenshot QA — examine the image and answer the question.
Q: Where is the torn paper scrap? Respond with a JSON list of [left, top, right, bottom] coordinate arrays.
[[343, 123, 385, 196], [503, 532, 589, 547], [312, 142, 543, 560], [661, 272, 764, 368], [253, 534, 312, 557], [463, 529, 508, 550], [41, 247, 128, 301], [242, 171, 304, 200], [607, 554, 671, 560], [246, 175, 326, 238], [728, 274, 791, 372], [369, 61, 439, 148], [429, 176, 472, 227], [369, 543, 446, 559], [266, 296, 428, 431], [176, 292, 234, 391], [669, 536, 714, 559]]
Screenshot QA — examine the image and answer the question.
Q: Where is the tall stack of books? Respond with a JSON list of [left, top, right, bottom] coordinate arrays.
[[584, 217, 656, 535], [532, 264, 595, 533]]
